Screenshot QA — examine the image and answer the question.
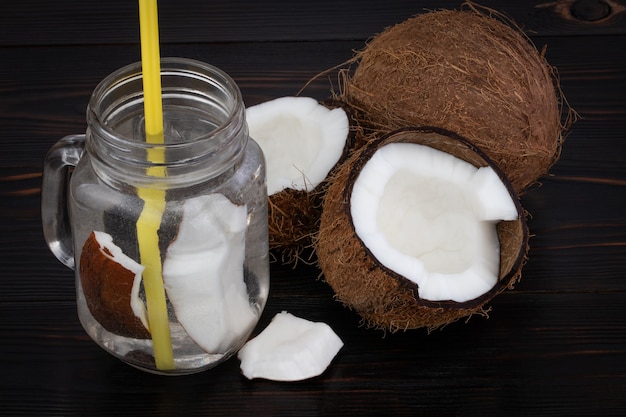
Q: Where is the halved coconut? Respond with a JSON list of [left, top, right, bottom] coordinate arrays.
[[79, 231, 150, 338], [238, 311, 343, 381], [246, 96, 353, 262], [316, 127, 529, 332]]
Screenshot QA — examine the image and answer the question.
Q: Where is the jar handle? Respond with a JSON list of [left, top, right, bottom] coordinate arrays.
[[41, 134, 86, 270]]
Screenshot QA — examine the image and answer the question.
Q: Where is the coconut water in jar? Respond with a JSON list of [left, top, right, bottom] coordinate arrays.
[[42, 58, 269, 375]]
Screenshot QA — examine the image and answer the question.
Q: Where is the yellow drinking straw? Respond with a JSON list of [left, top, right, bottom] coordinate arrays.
[[137, 0, 174, 371]]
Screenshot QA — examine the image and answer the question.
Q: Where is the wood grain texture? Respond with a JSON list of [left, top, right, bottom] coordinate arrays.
[[3, 0, 625, 46], [1, 0, 626, 415]]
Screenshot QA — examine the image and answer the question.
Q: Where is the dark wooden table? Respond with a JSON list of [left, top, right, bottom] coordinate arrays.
[[2, 0, 626, 415]]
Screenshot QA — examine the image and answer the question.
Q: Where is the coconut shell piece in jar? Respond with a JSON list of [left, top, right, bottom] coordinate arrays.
[[79, 231, 151, 339], [316, 127, 529, 332]]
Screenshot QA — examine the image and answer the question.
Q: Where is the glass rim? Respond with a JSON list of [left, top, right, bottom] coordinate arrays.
[[87, 57, 245, 150]]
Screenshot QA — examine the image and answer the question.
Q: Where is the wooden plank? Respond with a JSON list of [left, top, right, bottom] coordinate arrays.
[[2, 0, 626, 47], [1, 34, 625, 165], [1, 292, 625, 415], [1, 33, 626, 302]]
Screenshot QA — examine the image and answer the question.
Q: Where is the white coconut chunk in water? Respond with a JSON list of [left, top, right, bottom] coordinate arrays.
[[162, 194, 257, 353], [350, 143, 518, 303], [246, 96, 349, 195], [238, 311, 343, 381]]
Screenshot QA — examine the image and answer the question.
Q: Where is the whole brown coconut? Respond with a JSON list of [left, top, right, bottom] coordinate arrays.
[[340, 5, 574, 193], [316, 127, 529, 332]]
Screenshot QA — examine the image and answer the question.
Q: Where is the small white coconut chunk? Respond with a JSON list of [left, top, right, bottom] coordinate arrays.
[[162, 194, 258, 353], [238, 311, 344, 381], [350, 143, 518, 303], [92, 231, 149, 330], [246, 96, 349, 195]]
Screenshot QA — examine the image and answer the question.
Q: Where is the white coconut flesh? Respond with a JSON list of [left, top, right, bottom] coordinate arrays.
[[162, 194, 257, 353], [350, 143, 519, 303], [238, 311, 343, 381], [246, 96, 349, 195], [92, 231, 149, 330]]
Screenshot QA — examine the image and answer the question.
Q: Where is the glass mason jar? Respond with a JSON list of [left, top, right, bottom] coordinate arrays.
[[42, 58, 269, 375]]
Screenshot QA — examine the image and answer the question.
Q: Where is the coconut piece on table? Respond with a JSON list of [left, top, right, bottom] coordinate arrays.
[[162, 193, 258, 354], [316, 127, 529, 332], [238, 311, 343, 381], [246, 96, 351, 261], [79, 231, 150, 339]]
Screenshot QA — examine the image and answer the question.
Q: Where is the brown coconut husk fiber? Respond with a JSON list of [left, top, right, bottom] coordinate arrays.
[[339, 3, 576, 194], [315, 127, 529, 332], [268, 187, 324, 264]]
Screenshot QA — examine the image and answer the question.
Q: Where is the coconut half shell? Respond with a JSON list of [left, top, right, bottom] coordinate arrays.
[[316, 127, 529, 332], [247, 97, 358, 263]]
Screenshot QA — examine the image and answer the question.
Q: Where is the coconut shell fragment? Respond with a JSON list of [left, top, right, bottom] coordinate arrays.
[[316, 127, 529, 332], [340, 5, 575, 193], [246, 97, 357, 263], [80, 231, 150, 339]]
